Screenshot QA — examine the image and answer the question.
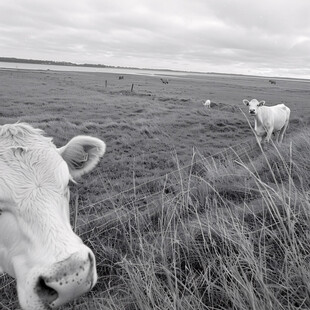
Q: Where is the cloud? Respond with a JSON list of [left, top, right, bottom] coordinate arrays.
[[0, 0, 309, 78]]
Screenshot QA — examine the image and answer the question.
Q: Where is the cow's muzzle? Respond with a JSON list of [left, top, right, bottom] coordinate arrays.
[[35, 251, 97, 308]]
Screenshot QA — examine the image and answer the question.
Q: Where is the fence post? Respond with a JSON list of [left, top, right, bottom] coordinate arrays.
[[131, 83, 134, 92]]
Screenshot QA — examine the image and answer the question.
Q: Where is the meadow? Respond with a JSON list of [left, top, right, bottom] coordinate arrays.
[[0, 68, 310, 309]]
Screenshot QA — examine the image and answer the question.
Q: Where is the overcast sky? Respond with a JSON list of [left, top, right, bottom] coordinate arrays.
[[0, 0, 310, 78]]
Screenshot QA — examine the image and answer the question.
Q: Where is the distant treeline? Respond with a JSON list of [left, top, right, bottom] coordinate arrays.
[[0, 57, 115, 68]]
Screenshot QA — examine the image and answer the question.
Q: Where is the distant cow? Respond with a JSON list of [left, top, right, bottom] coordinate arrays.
[[160, 78, 169, 84], [119, 76, 124, 80], [269, 79, 276, 85], [0, 123, 106, 310], [203, 99, 211, 108], [243, 99, 290, 144]]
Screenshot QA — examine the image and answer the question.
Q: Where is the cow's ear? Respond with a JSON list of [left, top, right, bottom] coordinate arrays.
[[243, 99, 250, 106], [58, 136, 106, 179], [258, 100, 265, 106]]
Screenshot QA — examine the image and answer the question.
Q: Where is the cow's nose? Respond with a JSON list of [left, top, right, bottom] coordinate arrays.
[[35, 251, 97, 308], [249, 109, 256, 114]]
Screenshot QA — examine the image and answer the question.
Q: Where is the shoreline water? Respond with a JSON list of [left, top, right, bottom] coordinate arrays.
[[0, 61, 199, 78], [1, 61, 309, 83]]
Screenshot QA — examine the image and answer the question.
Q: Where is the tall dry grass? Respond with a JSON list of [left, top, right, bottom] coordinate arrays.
[[1, 130, 310, 310], [55, 129, 310, 310]]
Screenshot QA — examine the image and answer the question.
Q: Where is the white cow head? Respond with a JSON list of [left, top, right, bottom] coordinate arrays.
[[243, 99, 265, 116], [0, 123, 106, 310]]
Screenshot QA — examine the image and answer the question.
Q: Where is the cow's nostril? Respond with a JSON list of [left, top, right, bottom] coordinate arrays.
[[36, 276, 59, 304], [33, 251, 97, 307]]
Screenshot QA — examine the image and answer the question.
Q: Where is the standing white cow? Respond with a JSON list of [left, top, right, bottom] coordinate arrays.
[[203, 99, 211, 108], [243, 99, 290, 144], [0, 123, 106, 310]]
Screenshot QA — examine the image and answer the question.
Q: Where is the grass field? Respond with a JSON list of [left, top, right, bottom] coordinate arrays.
[[1, 68, 310, 309]]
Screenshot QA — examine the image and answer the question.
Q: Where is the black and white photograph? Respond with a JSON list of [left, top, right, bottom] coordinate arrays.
[[1, 1, 310, 309]]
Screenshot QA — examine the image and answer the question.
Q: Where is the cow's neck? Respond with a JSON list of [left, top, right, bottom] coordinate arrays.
[[254, 107, 265, 129]]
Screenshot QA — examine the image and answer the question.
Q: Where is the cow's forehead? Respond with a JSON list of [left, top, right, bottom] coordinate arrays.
[[0, 124, 70, 202], [1, 149, 70, 205], [249, 99, 260, 105]]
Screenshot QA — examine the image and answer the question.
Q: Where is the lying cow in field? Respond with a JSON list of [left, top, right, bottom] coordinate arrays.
[[243, 99, 290, 144], [0, 123, 106, 310], [269, 79, 276, 85]]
